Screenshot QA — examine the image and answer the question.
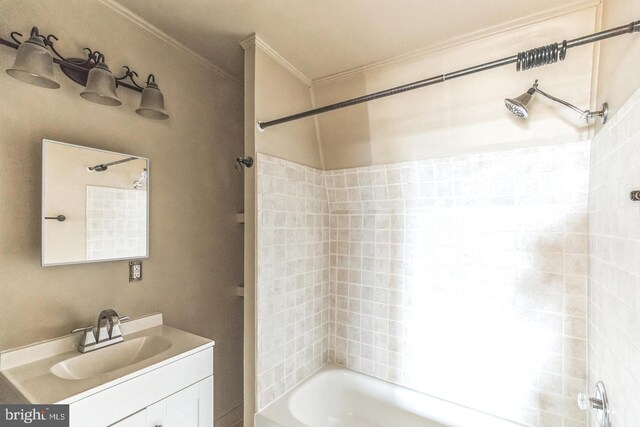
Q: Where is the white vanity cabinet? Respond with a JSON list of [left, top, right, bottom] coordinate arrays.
[[0, 313, 215, 427], [110, 376, 213, 427], [70, 345, 214, 427]]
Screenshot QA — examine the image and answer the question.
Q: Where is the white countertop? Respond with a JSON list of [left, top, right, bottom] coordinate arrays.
[[0, 313, 214, 404]]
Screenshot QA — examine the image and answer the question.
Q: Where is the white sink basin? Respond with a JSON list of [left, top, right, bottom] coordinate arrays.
[[0, 313, 214, 404], [50, 335, 172, 380]]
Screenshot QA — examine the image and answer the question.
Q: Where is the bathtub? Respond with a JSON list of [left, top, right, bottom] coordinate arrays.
[[255, 364, 526, 427]]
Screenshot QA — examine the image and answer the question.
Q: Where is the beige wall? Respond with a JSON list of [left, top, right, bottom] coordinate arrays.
[[312, 8, 598, 169], [595, 0, 640, 126], [0, 1, 244, 425], [253, 41, 323, 169]]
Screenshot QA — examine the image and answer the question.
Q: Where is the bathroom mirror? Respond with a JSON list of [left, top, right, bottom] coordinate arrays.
[[42, 140, 149, 266]]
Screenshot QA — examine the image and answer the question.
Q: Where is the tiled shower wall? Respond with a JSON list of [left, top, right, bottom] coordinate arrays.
[[255, 154, 331, 410], [86, 186, 147, 260], [324, 142, 590, 426], [256, 143, 590, 425], [588, 88, 640, 427]]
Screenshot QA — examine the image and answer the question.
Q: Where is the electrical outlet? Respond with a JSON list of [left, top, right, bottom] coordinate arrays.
[[129, 260, 142, 282]]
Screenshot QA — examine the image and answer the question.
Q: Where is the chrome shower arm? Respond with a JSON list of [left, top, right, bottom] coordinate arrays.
[[534, 85, 608, 123], [505, 79, 609, 124], [533, 87, 588, 117]]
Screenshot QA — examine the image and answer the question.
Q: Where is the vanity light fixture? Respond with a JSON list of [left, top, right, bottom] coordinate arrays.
[[5, 27, 59, 89], [80, 54, 121, 106], [136, 75, 169, 120], [1, 26, 169, 120]]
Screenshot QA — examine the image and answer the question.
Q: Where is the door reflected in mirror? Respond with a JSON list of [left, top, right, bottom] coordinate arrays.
[[42, 139, 149, 266]]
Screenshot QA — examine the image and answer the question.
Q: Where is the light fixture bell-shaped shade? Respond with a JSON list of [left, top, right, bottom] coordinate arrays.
[[80, 62, 121, 106], [505, 87, 536, 118], [6, 30, 60, 89], [136, 75, 169, 120]]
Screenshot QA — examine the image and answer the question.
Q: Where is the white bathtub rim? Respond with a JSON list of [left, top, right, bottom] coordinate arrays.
[[255, 363, 528, 427]]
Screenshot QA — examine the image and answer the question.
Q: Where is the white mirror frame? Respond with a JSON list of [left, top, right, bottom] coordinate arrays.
[[41, 139, 150, 266]]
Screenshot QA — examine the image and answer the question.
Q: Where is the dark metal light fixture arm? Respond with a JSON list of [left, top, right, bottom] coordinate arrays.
[[43, 34, 72, 63], [9, 31, 23, 45], [115, 66, 145, 90]]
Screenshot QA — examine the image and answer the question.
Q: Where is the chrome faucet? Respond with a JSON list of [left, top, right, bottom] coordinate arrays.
[[71, 309, 129, 353]]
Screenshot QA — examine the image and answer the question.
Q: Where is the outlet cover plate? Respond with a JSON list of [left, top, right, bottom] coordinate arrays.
[[129, 260, 143, 282]]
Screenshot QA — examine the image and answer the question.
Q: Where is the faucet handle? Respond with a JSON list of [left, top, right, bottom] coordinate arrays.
[[71, 326, 97, 349], [109, 315, 129, 339], [97, 309, 119, 342]]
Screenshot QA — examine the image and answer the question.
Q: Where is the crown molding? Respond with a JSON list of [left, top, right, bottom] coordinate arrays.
[[312, 0, 601, 86], [99, 0, 600, 90], [239, 35, 256, 50], [240, 34, 312, 87], [97, 0, 241, 86]]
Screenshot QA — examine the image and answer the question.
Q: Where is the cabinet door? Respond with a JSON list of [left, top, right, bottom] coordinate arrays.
[[145, 376, 213, 427], [165, 383, 199, 426], [197, 375, 213, 426], [110, 410, 146, 427]]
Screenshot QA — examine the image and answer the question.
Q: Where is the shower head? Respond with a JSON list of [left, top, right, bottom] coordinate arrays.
[[505, 79, 609, 124], [505, 81, 538, 119]]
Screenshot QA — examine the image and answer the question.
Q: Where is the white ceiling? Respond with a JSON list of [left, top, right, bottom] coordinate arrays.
[[109, 0, 595, 81]]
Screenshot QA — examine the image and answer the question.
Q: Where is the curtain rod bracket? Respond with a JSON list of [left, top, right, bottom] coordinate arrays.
[[236, 156, 254, 172]]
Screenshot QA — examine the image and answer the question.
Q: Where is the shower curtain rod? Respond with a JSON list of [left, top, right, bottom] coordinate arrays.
[[257, 20, 640, 132], [87, 156, 138, 172]]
